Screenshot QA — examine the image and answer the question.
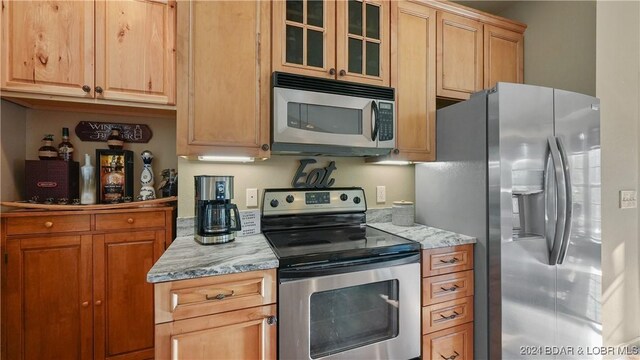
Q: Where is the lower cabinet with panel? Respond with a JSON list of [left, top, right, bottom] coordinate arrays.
[[422, 244, 475, 360], [1, 207, 174, 360], [154, 269, 277, 360]]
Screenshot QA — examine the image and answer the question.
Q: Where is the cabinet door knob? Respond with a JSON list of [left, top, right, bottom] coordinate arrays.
[[127, 218, 134, 224], [95, 300, 102, 306], [82, 301, 89, 307], [44, 221, 54, 228], [339, 69, 346, 76], [329, 68, 336, 76], [266, 315, 277, 325], [95, 86, 104, 94], [393, 148, 400, 155], [82, 85, 91, 93], [261, 144, 270, 151]]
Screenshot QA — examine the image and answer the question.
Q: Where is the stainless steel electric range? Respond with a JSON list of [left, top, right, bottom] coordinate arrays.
[[261, 188, 421, 360]]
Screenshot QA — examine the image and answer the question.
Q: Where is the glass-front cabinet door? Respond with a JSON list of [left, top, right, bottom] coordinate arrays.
[[336, 0, 390, 86], [273, 0, 336, 79]]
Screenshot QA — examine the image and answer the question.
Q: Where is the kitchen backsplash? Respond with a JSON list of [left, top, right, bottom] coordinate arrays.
[[177, 157, 415, 217]]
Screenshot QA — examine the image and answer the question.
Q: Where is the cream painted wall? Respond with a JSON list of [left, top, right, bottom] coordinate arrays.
[[177, 156, 415, 217], [596, 0, 640, 346], [24, 109, 177, 198], [1, 100, 27, 207], [498, 1, 597, 96]]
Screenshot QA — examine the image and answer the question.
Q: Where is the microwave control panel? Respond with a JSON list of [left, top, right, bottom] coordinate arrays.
[[377, 102, 394, 141]]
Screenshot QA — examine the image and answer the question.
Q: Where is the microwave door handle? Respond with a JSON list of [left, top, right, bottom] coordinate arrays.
[[371, 101, 379, 141]]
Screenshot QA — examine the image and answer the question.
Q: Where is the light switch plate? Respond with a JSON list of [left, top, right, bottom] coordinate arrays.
[[376, 186, 386, 203], [246, 188, 258, 208], [620, 190, 637, 209]]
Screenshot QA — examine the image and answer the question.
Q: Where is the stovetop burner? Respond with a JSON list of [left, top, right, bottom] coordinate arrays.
[[261, 188, 419, 268]]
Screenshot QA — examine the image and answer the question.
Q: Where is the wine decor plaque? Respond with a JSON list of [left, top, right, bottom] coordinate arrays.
[[75, 121, 153, 143]]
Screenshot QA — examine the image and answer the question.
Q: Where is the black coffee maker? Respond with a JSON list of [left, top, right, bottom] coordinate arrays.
[[194, 175, 241, 244]]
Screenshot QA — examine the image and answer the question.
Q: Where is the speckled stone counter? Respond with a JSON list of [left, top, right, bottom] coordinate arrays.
[[147, 233, 278, 283], [367, 222, 476, 249]]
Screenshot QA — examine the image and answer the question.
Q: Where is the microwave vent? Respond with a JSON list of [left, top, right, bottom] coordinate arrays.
[[273, 72, 394, 101]]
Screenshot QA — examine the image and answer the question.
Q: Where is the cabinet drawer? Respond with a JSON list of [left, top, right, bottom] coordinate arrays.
[[155, 270, 276, 323], [95, 211, 165, 231], [5, 215, 91, 235], [423, 296, 473, 334], [423, 270, 474, 305], [423, 322, 474, 360], [422, 244, 473, 277]]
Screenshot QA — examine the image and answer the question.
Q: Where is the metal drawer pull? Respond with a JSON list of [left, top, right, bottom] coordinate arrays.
[[440, 284, 460, 292], [441, 351, 460, 360], [439, 257, 459, 264], [44, 221, 54, 228], [206, 290, 235, 300], [266, 315, 278, 325], [439, 311, 460, 320]]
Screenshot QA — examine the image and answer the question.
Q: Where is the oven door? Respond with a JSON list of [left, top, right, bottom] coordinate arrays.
[[273, 87, 379, 149], [278, 255, 420, 360]]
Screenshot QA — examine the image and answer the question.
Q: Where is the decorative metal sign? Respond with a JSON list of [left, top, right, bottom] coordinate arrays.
[[75, 121, 153, 143], [292, 159, 337, 189]]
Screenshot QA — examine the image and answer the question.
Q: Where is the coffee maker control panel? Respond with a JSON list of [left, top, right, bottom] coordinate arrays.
[[215, 180, 227, 200], [262, 188, 366, 217]]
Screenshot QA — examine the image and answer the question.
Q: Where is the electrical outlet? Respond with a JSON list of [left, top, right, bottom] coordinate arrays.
[[376, 186, 386, 203], [246, 188, 258, 208], [620, 190, 637, 209]]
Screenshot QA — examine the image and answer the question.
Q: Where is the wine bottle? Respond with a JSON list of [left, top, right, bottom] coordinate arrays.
[[58, 127, 74, 161]]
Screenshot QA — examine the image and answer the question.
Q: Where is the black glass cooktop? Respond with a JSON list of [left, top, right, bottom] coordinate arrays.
[[263, 225, 420, 267]]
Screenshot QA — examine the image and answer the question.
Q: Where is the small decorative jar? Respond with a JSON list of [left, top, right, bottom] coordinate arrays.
[[392, 201, 414, 226], [38, 135, 58, 160]]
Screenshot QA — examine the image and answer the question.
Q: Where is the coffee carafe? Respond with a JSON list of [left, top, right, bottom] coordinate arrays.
[[194, 175, 241, 244]]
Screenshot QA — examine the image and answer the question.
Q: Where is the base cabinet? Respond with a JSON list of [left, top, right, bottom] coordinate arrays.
[[422, 245, 474, 360], [154, 269, 277, 360], [1, 207, 173, 360]]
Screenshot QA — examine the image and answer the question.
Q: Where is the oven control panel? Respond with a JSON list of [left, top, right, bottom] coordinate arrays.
[[262, 188, 366, 216]]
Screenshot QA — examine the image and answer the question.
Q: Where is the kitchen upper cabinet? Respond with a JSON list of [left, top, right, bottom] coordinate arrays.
[[0, 1, 95, 98], [436, 11, 483, 100], [176, 0, 271, 158], [388, 0, 436, 162], [5, 235, 94, 360], [1, 0, 176, 106], [484, 24, 523, 89], [95, 0, 176, 105], [273, 0, 390, 86]]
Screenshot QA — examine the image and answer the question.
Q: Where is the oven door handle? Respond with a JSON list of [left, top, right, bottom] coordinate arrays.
[[279, 252, 421, 280]]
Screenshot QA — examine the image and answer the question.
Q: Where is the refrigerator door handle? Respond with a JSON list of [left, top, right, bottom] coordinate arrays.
[[547, 136, 567, 265], [556, 137, 573, 264]]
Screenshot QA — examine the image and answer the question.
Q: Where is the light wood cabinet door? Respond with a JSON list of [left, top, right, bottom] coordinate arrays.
[[156, 304, 277, 360], [93, 230, 165, 360], [95, 0, 176, 105], [336, 0, 390, 86], [5, 235, 93, 360], [423, 323, 474, 360], [389, 0, 436, 162], [437, 11, 483, 100], [1, 0, 94, 98], [272, 0, 336, 79], [177, 0, 270, 158], [484, 24, 523, 89]]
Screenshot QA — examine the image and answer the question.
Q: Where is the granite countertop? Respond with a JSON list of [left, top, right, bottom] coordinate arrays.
[[146, 233, 278, 283], [368, 222, 477, 249]]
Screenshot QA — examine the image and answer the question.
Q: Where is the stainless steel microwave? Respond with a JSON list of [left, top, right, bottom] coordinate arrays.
[[272, 72, 396, 156]]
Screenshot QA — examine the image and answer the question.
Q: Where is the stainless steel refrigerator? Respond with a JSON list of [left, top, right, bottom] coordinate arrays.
[[416, 83, 601, 359]]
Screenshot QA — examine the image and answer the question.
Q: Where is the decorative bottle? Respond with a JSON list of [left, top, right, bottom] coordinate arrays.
[[107, 127, 124, 149], [38, 135, 58, 160], [80, 154, 96, 204], [102, 156, 124, 203], [139, 150, 156, 200], [57, 127, 74, 161]]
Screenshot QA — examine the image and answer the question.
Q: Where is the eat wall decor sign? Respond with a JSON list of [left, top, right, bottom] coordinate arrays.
[[292, 159, 337, 189]]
